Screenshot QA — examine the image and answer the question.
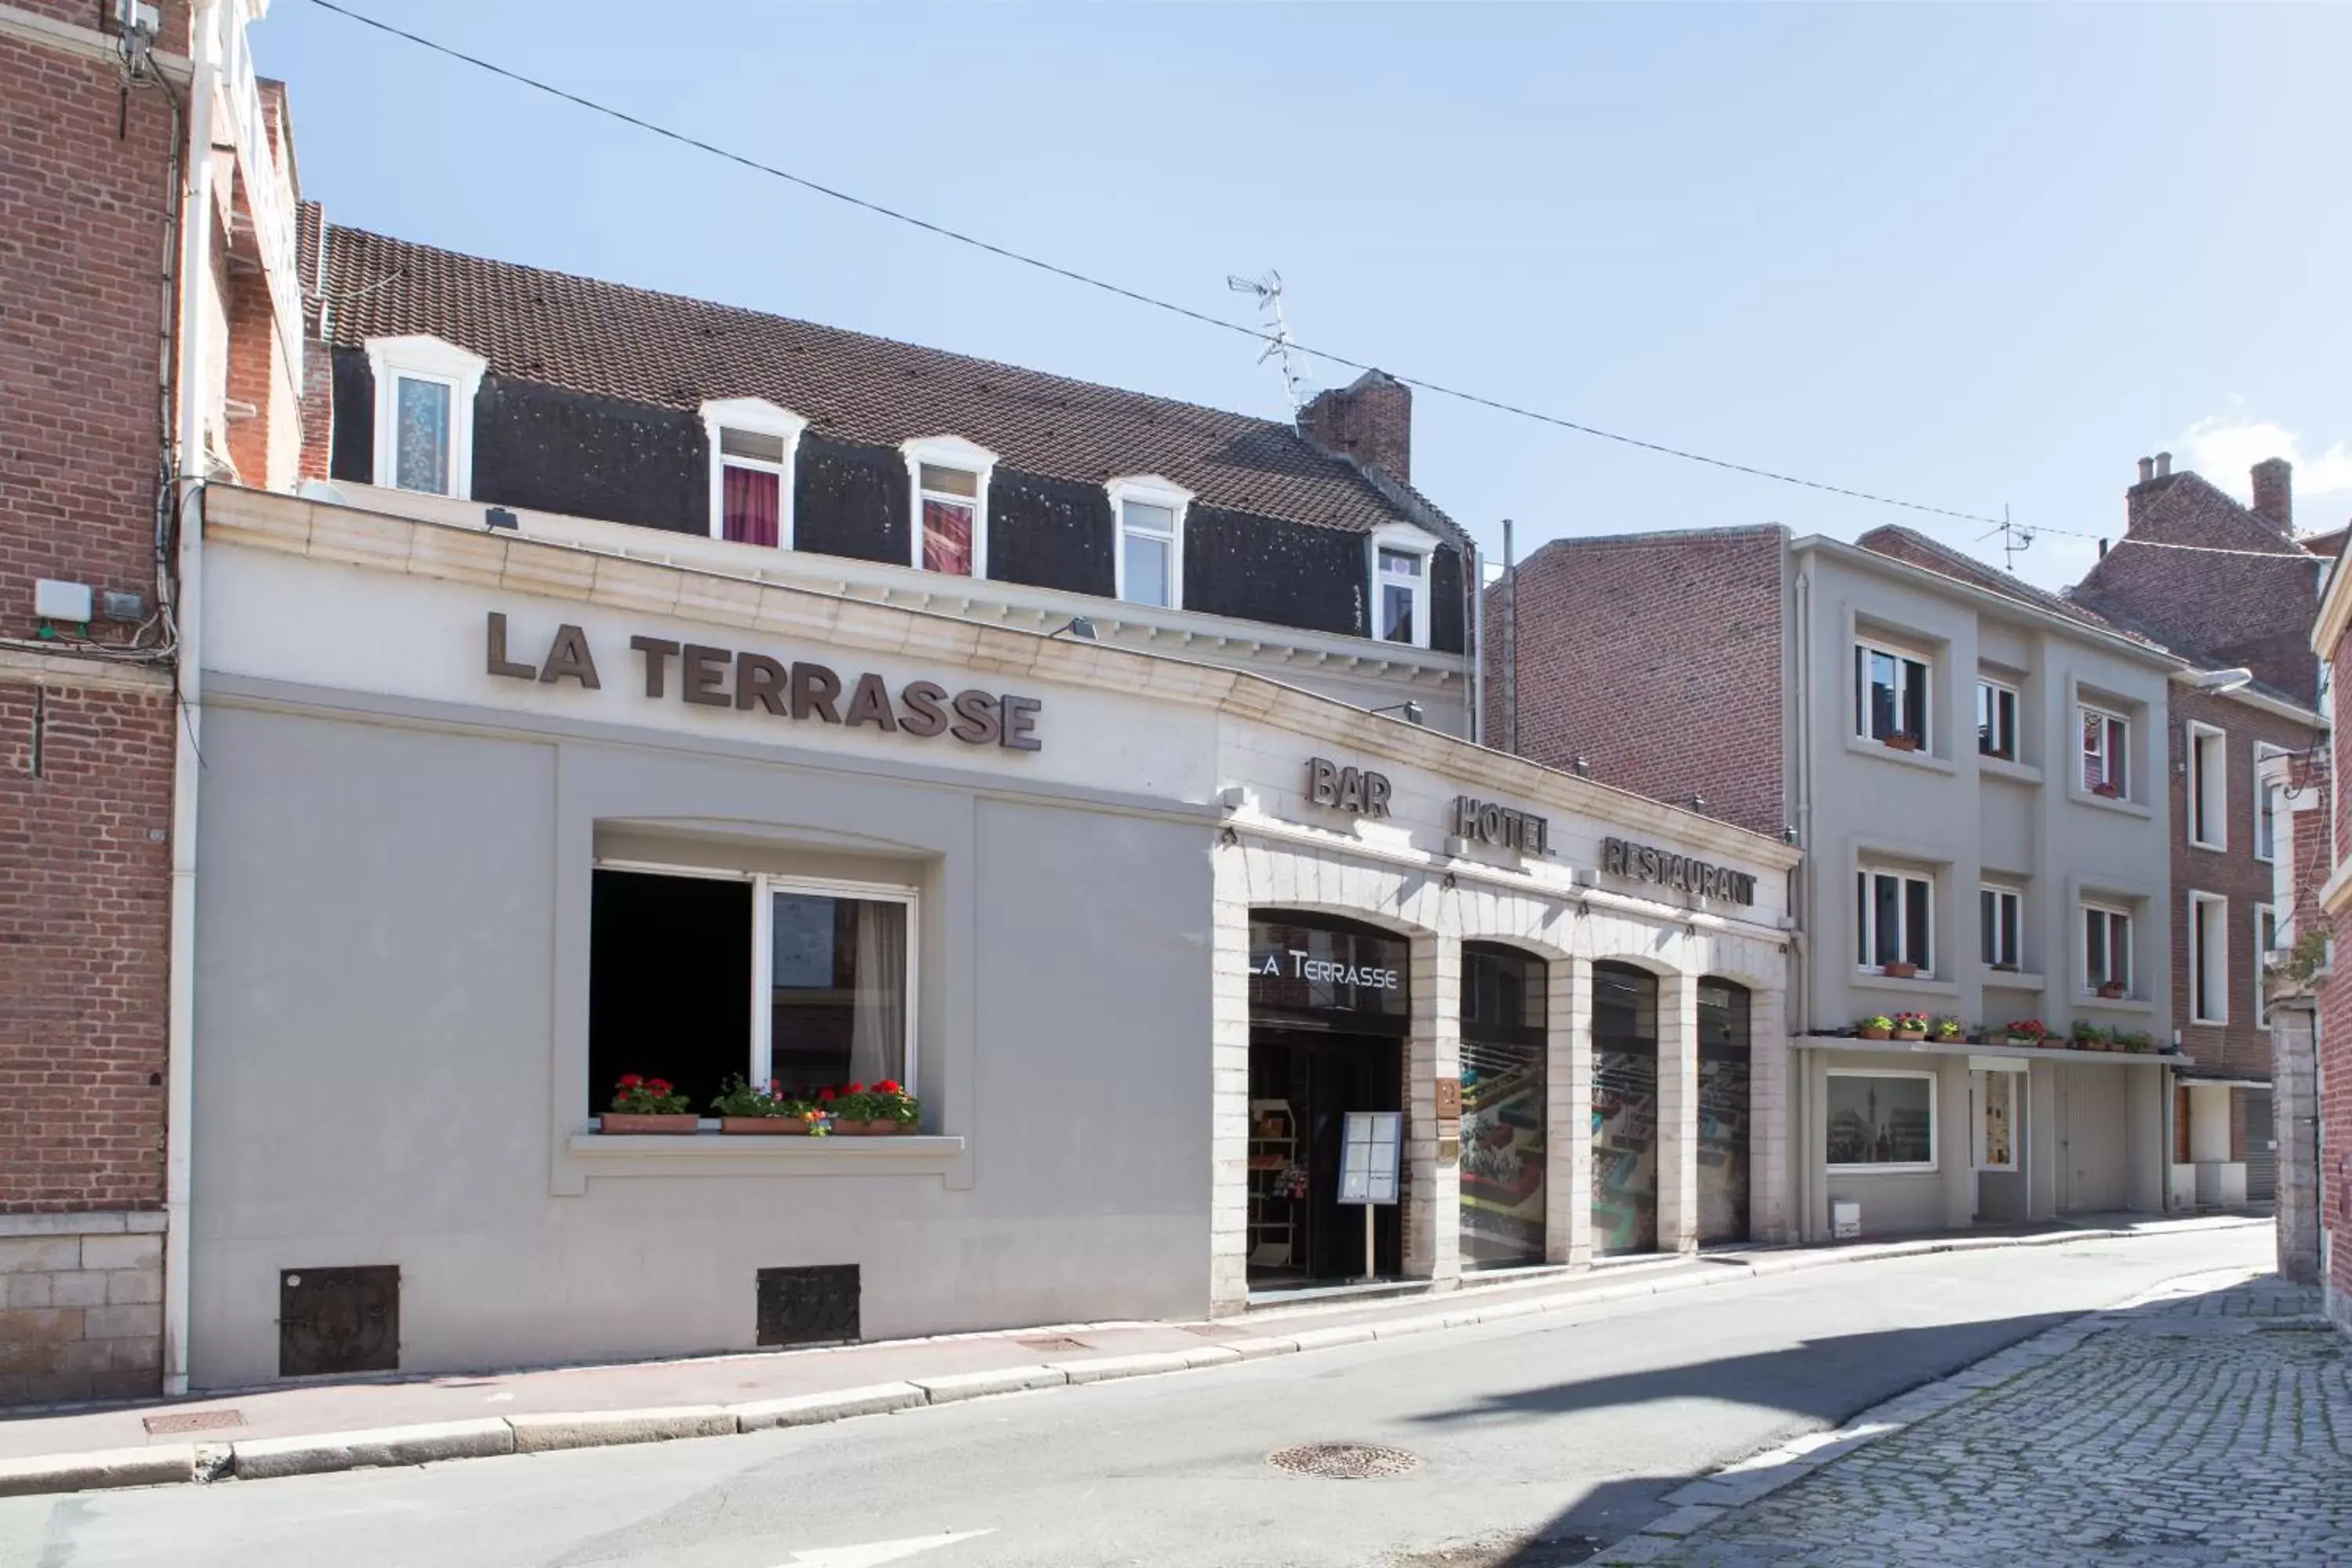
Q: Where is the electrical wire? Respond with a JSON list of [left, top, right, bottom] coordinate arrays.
[[297, 0, 2009, 530]]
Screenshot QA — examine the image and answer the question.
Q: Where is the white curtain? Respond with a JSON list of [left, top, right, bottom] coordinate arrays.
[[848, 900, 906, 1084]]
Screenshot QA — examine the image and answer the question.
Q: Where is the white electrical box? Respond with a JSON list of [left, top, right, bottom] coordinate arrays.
[[1831, 1200, 1861, 1240], [34, 579, 93, 623]]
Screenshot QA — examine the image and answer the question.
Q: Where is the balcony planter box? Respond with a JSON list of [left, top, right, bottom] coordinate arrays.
[[1891, 1027, 1929, 1042], [2091, 783, 2122, 800], [1857, 1025, 1891, 1040], [2097, 982, 2128, 1000], [1881, 961, 1920, 979], [835, 1120, 911, 1136], [598, 1112, 699, 1135], [720, 1116, 808, 1135], [2004, 1036, 2042, 1048], [1882, 735, 1921, 753]]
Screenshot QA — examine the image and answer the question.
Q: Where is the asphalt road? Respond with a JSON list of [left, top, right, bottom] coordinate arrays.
[[0, 1226, 2270, 1568]]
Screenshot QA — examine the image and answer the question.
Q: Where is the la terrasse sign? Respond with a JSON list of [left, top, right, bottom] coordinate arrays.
[[483, 612, 1044, 750]]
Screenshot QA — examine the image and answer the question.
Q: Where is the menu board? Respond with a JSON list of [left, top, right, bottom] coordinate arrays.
[[1338, 1112, 1402, 1206]]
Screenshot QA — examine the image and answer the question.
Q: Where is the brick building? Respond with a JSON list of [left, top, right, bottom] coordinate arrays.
[[1490, 520, 2187, 1240], [0, 0, 304, 1403], [2070, 454, 2329, 1238], [2306, 526, 2351, 1337]]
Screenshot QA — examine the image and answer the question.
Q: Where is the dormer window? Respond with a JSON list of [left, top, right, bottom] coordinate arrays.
[[1370, 524, 1436, 648], [901, 437, 997, 579], [1105, 476, 1192, 609], [701, 399, 808, 549], [365, 335, 487, 499]]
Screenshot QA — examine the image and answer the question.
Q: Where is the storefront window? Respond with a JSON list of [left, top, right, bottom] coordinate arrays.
[[1461, 945, 1546, 1269], [1827, 1071, 1936, 1171], [1696, 978, 1751, 1244], [587, 866, 916, 1118], [1248, 919, 1409, 1032], [1592, 962, 1659, 1255]]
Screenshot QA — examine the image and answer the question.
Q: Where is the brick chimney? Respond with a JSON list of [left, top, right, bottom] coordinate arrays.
[[1300, 370, 1411, 486], [2251, 457, 2292, 534]]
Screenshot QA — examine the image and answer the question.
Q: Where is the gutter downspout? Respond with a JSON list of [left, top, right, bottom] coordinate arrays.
[[1466, 537, 1482, 747], [162, 0, 222, 1399], [1792, 564, 1814, 1243]]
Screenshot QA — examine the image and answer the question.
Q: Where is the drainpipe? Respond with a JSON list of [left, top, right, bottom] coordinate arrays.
[[1466, 537, 1482, 747], [161, 0, 223, 1399], [1792, 566, 1815, 1241]]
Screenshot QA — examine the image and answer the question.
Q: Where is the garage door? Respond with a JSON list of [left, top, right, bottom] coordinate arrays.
[[2057, 1065, 2129, 1213]]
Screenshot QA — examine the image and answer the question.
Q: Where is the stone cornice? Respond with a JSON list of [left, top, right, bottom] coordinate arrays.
[[205, 485, 1799, 873]]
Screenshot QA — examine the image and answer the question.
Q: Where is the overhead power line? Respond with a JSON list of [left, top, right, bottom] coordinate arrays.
[[303, 0, 2009, 528]]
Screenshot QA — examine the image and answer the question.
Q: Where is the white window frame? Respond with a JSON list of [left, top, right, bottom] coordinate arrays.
[[1980, 883, 2023, 970], [2185, 721, 2227, 851], [2080, 702, 2131, 799], [365, 334, 487, 499], [1826, 1068, 1940, 1174], [2082, 900, 2133, 995], [901, 435, 998, 579], [2188, 890, 2229, 1026], [1369, 522, 1437, 649], [1105, 474, 1192, 609], [701, 397, 808, 550], [1855, 638, 1931, 746], [594, 859, 920, 1098], [1976, 677, 2019, 761], [2253, 744, 2288, 862], [1856, 863, 1936, 977], [2256, 902, 2278, 1017]]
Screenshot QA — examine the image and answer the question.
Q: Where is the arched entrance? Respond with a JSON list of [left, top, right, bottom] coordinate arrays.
[[1697, 977, 1751, 1244], [1592, 961, 1660, 1255], [1459, 943, 1547, 1269]]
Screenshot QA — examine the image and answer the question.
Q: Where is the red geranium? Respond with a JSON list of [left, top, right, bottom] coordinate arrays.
[[610, 1074, 690, 1115], [618, 1074, 643, 1089]]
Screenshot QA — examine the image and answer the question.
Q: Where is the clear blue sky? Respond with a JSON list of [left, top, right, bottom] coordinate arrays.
[[259, 1, 2351, 589]]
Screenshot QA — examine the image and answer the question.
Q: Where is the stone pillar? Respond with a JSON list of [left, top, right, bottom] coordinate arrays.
[[1406, 930, 1461, 1287], [2276, 1006, 2321, 1283], [1656, 970, 1700, 1254], [1548, 955, 1592, 1265], [1208, 844, 1253, 1315], [0, 1214, 166, 1405], [1748, 981, 1792, 1243]]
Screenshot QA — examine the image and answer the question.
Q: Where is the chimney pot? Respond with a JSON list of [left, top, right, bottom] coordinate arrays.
[[2154, 451, 2172, 478], [2136, 456, 2154, 484], [2251, 456, 2293, 533], [2099, 538, 2109, 557]]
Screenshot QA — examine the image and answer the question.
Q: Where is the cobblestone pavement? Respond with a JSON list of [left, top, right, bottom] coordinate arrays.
[[1599, 1275, 2352, 1567]]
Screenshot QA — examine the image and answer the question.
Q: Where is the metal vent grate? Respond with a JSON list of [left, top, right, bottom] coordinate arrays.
[[757, 1265, 859, 1348], [279, 1266, 400, 1377], [1267, 1442, 1421, 1479]]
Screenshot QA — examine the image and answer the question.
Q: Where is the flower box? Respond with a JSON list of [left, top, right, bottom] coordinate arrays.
[[599, 1112, 699, 1135], [2004, 1036, 2042, 1049], [720, 1116, 808, 1135], [834, 1120, 910, 1136], [1883, 735, 1921, 753], [2097, 982, 2128, 1000], [1857, 1025, 1891, 1040], [2091, 783, 2122, 800], [1891, 1028, 1929, 1042], [1881, 961, 1920, 979]]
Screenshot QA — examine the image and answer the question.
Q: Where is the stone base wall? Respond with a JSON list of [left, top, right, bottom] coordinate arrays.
[[2273, 1007, 2319, 1283], [0, 1211, 165, 1405]]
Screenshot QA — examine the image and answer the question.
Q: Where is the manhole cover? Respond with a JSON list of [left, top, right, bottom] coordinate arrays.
[[143, 1409, 245, 1436], [1016, 1334, 1091, 1353], [1268, 1441, 1421, 1479]]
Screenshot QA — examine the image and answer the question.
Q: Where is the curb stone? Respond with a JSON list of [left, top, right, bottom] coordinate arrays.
[[0, 1225, 2263, 1501], [1589, 1263, 2271, 1566]]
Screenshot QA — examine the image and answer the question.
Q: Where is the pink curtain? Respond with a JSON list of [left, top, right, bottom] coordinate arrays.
[[723, 466, 779, 546], [923, 499, 973, 575]]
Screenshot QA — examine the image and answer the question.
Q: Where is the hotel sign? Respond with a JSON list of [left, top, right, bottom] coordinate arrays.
[[484, 612, 1043, 751], [1601, 836, 1757, 906]]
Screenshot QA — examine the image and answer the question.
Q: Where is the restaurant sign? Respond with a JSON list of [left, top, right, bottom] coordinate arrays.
[[1600, 836, 1757, 906]]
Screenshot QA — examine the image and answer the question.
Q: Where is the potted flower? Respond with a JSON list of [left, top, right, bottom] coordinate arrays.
[[2091, 781, 2122, 800], [2071, 1022, 2111, 1052], [1881, 960, 1920, 979], [1932, 1017, 1965, 1043], [1884, 733, 1921, 753], [2003, 1018, 2047, 1047], [2113, 1029, 2155, 1054], [601, 1074, 697, 1134], [710, 1075, 814, 1134], [1857, 1013, 1895, 1040], [1890, 1011, 1930, 1042], [2096, 979, 2128, 1000], [825, 1080, 919, 1135]]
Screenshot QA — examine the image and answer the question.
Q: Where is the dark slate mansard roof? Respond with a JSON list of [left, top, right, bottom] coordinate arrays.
[[318, 223, 1468, 551]]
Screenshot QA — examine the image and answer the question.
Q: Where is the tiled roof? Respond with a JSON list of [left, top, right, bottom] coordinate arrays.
[[319, 224, 1457, 543], [1851, 525, 2158, 648]]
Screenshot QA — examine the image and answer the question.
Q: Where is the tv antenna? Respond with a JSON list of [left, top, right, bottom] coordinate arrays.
[[1979, 504, 2035, 572], [1226, 270, 1310, 416]]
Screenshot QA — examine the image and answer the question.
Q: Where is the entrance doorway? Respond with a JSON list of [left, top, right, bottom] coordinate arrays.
[[1461, 944, 1548, 1268], [1246, 913, 1411, 1287], [1696, 978, 1751, 1244], [1592, 962, 1660, 1254]]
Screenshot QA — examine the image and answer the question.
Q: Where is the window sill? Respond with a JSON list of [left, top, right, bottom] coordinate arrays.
[[1845, 737, 1955, 775], [564, 1129, 967, 1175], [1850, 971, 1961, 997], [1826, 1163, 1940, 1178], [1981, 969, 2046, 991], [2071, 993, 2154, 1014], [2067, 788, 2153, 819], [1977, 755, 2043, 786], [2187, 839, 2230, 855]]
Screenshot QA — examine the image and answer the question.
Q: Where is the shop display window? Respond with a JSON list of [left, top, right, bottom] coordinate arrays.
[[1461, 945, 1547, 1269], [1826, 1071, 1936, 1171]]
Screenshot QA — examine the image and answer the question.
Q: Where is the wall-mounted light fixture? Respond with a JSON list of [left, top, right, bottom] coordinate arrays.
[[1049, 616, 1098, 641], [1570, 757, 1592, 778], [1370, 701, 1425, 726]]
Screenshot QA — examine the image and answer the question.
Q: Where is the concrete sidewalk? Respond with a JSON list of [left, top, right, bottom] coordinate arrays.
[[0, 1213, 2263, 1500]]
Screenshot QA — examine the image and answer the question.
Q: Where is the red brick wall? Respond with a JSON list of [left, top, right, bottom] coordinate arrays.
[[0, 31, 180, 1213], [2169, 685, 2321, 1080], [2321, 639, 2352, 1313], [224, 267, 274, 485], [1485, 528, 1787, 837], [0, 681, 175, 1210], [1300, 373, 1410, 486]]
